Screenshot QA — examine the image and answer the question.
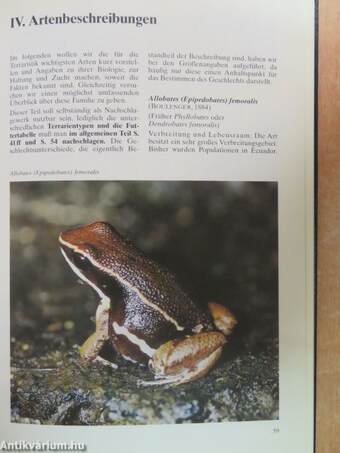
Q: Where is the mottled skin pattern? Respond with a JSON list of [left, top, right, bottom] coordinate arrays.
[[59, 221, 237, 385]]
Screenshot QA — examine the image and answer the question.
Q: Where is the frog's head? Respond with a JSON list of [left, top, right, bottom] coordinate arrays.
[[59, 221, 120, 264], [58, 221, 127, 299]]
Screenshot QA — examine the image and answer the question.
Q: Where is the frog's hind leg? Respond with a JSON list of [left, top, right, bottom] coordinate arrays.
[[208, 302, 237, 337], [80, 299, 117, 370], [140, 331, 225, 387]]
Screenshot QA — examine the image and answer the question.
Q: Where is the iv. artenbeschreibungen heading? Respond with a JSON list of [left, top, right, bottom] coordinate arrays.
[[10, 13, 157, 29]]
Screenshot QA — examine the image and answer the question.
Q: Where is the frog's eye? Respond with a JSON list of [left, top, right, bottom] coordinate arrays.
[[73, 252, 90, 270]]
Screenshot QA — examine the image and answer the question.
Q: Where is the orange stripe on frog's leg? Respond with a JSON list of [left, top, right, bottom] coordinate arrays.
[[208, 302, 237, 337], [141, 331, 226, 386]]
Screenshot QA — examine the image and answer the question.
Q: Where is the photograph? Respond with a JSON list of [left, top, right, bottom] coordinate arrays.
[[10, 180, 278, 425]]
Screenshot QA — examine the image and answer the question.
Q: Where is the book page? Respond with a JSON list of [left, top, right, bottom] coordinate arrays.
[[0, 1, 315, 452]]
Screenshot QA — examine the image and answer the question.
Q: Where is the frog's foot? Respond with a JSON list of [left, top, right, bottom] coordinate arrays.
[[93, 355, 118, 370], [140, 331, 225, 387], [208, 302, 237, 337]]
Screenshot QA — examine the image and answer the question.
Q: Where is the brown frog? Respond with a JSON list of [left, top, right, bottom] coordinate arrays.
[[59, 221, 237, 386]]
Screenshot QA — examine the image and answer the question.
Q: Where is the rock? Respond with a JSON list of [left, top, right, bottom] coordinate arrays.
[[11, 336, 278, 425]]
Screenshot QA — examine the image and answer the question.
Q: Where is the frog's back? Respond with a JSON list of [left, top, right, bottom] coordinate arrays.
[[94, 222, 212, 331], [63, 222, 213, 332]]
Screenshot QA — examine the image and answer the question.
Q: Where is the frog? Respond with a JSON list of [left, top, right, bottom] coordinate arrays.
[[58, 221, 237, 386]]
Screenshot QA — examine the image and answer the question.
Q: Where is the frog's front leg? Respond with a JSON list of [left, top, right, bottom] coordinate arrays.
[[80, 299, 117, 369], [141, 332, 226, 386]]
